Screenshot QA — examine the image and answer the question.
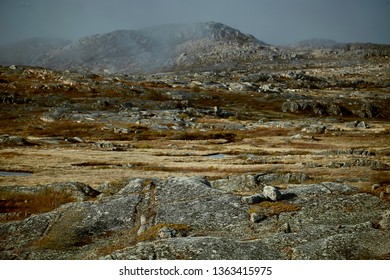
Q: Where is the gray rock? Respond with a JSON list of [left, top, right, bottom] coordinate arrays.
[[228, 82, 255, 92], [357, 121, 370, 129], [117, 178, 147, 195], [346, 120, 359, 128], [158, 227, 177, 239], [211, 174, 261, 192], [279, 223, 292, 233], [263, 185, 282, 201], [114, 127, 130, 134], [256, 173, 309, 184], [241, 194, 265, 204], [302, 125, 326, 134], [0, 135, 32, 147], [379, 211, 390, 230], [1, 177, 390, 260], [250, 213, 267, 223], [292, 231, 390, 260], [154, 180, 248, 235], [259, 84, 281, 93], [107, 236, 282, 260]]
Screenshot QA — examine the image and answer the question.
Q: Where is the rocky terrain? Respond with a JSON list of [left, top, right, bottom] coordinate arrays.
[[0, 22, 389, 259]]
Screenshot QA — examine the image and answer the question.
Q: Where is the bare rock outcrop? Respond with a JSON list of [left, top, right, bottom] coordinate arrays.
[[0, 177, 389, 260]]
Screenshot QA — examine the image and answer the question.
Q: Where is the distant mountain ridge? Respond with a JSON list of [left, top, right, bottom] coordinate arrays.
[[40, 21, 274, 73], [0, 22, 277, 73], [1, 22, 389, 73], [290, 38, 342, 49]]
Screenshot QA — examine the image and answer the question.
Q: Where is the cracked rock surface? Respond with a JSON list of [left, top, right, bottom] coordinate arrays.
[[1, 177, 389, 260]]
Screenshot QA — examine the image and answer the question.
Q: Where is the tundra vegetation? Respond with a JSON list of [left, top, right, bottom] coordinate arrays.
[[0, 22, 389, 259]]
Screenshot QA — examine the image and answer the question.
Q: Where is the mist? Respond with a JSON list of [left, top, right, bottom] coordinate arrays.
[[1, 0, 389, 45]]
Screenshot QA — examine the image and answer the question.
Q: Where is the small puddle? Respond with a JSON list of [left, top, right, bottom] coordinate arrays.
[[0, 171, 32, 177], [207, 153, 227, 159]]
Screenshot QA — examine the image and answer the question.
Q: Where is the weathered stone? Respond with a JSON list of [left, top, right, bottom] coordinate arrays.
[[256, 173, 309, 185], [357, 121, 370, 129], [346, 120, 359, 128], [379, 211, 390, 230], [106, 237, 282, 260], [211, 174, 261, 192], [0, 135, 32, 147], [279, 223, 292, 233], [302, 125, 326, 134], [250, 213, 267, 223], [158, 227, 177, 239], [1, 178, 389, 260], [118, 178, 147, 195], [263, 185, 282, 201], [241, 194, 265, 205], [154, 177, 248, 235], [291, 231, 390, 260]]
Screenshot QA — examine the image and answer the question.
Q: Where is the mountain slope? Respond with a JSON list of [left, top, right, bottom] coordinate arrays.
[[0, 22, 279, 73], [41, 22, 275, 73]]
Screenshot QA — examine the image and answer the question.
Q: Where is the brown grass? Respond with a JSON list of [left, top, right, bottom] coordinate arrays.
[[26, 120, 102, 138], [361, 185, 390, 202], [369, 171, 390, 185], [171, 131, 237, 142], [0, 189, 75, 222], [249, 201, 301, 216]]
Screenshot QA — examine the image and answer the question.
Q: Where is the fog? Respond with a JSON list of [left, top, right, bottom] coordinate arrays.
[[1, 0, 389, 45]]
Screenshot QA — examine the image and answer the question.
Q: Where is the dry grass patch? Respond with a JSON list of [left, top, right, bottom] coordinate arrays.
[[25, 120, 102, 138], [0, 189, 75, 222], [249, 201, 301, 217]]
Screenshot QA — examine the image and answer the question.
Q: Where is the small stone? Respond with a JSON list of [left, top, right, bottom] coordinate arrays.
[[357, 121, 370, 129], [250, 213, 266, 223], [279, 223, 291, 233], [371, 184, 381, 191], [379, 211, 390, 230], [290, 134, 303, 140], [72, 137, 84, 143], [346, 120, 359, 128], [385, 186, 390, 194], [379, 192, 385, 199], [158, 226, 177, 239], [263, 185, 282, 201], [241, 194, 265, 205]]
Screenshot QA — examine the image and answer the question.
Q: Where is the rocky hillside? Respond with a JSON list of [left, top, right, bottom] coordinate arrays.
[[1, 22, 390, 73], [0, 22, 278, 73]]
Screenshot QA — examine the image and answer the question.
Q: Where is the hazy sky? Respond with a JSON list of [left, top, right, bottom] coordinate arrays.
[[0, 0, 389, 45]]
